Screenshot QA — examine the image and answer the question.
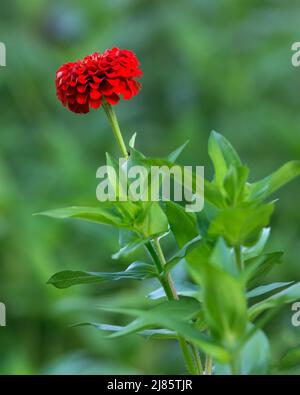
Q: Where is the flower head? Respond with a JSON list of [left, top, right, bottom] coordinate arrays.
[[55, 48, 142, 114]]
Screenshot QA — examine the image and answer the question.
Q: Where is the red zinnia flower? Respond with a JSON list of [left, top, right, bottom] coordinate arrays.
[[55, 48, 142, 114]]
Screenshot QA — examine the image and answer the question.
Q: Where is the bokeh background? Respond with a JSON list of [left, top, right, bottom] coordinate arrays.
[[0, 0, 300, 374]]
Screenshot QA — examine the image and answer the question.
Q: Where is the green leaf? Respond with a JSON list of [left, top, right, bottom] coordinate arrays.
[[128, 145, 146, 161], [164, 235, 202, 272], [223, 165, 249, 204], [134, 202, 169, 238], [208, 131, 228, 188], [112, 230, 150, 259], [248, 282, 300, 320], [47, 262, 157, 289], [201, 265, 247, 345], [215, 325, 270, 375], [246, 282, 293, 298], [242, 228, 271, 260], [279, 346, 300, 370], [208, 131, 242, 189], [105, 153, 126, 200], [248, 160, 300, 201], [35, 205, 130, 228], [129, 132, 137, 148], [208, 203, 274, 246], [185, 241, 213, 284], [243, 252, 283, 286], [105, 153, 142, 219], [237, 327, 270, 374], [78, 323, 177, 340], [94, 298, 230, 362], [210, 237, 238, 277], [165, 201, 198, 248], [101, 297, 201, 320], [167, 140, 189, 162], [137, 328, 176, 340], [195, 202, 219, 237], [210, 131, 242, 167], [147, 281, 200, 300]]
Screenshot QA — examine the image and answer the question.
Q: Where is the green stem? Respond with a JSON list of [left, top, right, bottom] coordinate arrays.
[[146, 238, 198, 375], [153, 238, 178, 300], [205, 354, 213, 375], [191, 344, 204, 375], [102, 102, 129, 159], [145, 241, 163, 272], [234, 245, 244, 271], [178, 337, 197, 375], [145, 241, 174, 299]]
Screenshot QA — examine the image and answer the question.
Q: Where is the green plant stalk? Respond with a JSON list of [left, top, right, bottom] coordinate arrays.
[[234, 245, 244, 271], [153, 238, 178, 299], [153, 239, 204, 374], [144, 241, 175, 300], [149, 238, 201, 375], [145, 240, 197, 374], [191, 343, 204, 375], [103, 102, 129, 159], [178, 337, 197, 375], [205, 354, 213, 375], [146, 240, 196, 374], [153, 240, 205, 375], [104, 107, 198, 375]]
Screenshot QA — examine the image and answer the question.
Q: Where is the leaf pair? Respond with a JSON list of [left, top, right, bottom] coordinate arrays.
[[76, 297, 230, 362]]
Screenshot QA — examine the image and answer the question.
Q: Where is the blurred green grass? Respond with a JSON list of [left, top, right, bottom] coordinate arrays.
[[0, 0, 300, 374]]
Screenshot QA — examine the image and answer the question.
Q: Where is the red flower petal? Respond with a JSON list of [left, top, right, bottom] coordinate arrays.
[[104, 93, 120, 105], [89, 82, 99, 90], [77, 84, 87, 93], [100, 80, 114, 95], [78, 75, 87, 84], [76, 94, 88, 104], [90, 90, 101, 100], [93, 75, 103, 83], [89, 98, 102, 109]]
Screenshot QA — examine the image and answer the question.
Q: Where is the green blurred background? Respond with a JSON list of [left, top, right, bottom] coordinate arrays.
[[0, 0, 300, 374]]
